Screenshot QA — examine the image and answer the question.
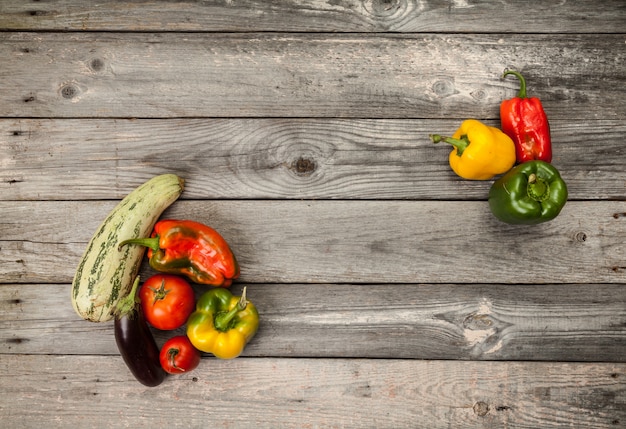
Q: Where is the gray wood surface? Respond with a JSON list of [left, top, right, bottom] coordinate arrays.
[[2, 283, 625, 361], [2, 200, 625, 285], [0, 1, 624, 428], [2, 33, 624, 119], [1, 0, 624, 33], [1, 118, 625, 200], [1, 355, 623, 429]]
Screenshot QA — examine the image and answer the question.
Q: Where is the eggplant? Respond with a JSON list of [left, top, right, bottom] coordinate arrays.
[[114, 298, 166, 387], [114, 307, 165, 387]]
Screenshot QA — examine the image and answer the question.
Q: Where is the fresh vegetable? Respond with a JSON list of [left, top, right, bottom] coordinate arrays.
[[500, 70, 552, 164], [186, 287, 258, 359], [114, 277, 166, 387], [160, 335, 201, 374], [119, 219, 239, 287], [139, 274, 195, 330], [72, 174, 184, 322], [488, 160, 568, 225], [430, 119, 516, 180]]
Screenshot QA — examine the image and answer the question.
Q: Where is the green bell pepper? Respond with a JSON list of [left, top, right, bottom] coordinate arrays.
[[488, 160, 568, 225]]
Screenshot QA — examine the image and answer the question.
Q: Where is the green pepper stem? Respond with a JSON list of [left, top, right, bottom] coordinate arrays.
[[115, 276, 141, 319], [214, 287, 248, 332], [118, 235, 160, 252], [502, 69, 527, 98], [527, 173, 549, 201], [429, 134, 469, 156]]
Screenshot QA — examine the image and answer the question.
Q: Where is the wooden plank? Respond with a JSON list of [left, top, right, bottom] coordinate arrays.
[[1, 200, 625, 285], [0, 354, 623, 429], [1, 283, 624, 361], [2, 32, 624, 119], [0, 0, 624, 33], [1, 118, 624, 201]]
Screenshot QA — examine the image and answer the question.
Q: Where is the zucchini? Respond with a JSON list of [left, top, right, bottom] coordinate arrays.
[[71, 174, 184, 322]]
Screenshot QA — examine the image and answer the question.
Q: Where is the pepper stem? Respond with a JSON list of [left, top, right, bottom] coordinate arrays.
[[118, 235, 160, 252], [114, 276, 141, 319], [527, 173, 550, 202], [429, 134, 470, 156], [214, 287, 248, 332], [502, 69, 527, 98]]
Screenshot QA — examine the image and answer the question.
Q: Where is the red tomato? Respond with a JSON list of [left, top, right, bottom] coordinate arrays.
[[139, 274, 195, 330], [160, 335, 201, 374]]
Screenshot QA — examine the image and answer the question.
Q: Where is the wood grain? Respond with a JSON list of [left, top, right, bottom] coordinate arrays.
[[1, 283, 624, 361], [0, 355, 623, 429], [1, 200, 625, 285], [2, 33, 624, 119], [1, 118, 624, 201], [0, 0, 624, 33]]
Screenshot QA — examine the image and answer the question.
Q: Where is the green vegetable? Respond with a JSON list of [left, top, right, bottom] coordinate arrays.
[[71, 174, 184, 322], [488, 160, 567, 225]]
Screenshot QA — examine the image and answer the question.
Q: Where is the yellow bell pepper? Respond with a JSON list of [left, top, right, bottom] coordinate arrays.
[[430, 119, 516, 180], [186, 287, 259, 359]]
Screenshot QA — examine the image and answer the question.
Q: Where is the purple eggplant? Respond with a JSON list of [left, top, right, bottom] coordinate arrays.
[[114, 277, 166, 387]]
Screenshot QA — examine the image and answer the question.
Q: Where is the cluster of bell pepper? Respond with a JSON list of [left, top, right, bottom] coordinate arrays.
[[430, 70, 568, 225], [120, 219, 259, 365]]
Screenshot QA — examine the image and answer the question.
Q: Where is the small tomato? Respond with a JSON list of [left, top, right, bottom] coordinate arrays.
[[160, 335, 201, 374], [139, 274, 195, 330]]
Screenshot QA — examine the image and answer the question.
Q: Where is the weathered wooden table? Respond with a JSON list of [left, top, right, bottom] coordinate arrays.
[[1, 1, 625, 427]]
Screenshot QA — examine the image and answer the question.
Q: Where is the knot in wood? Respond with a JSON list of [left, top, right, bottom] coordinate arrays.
[[470, 89, 487, 101], [432, 79, 457, 98], [463, 313, 493, 330], [473, 401, 490, 417], [575, 231, 587, 242], [28, 10, 49, 17], [371, 0, 400, 14], [291, 157, 317, 176], [90, 58, 105, 72], [60, 84, 79, 99]]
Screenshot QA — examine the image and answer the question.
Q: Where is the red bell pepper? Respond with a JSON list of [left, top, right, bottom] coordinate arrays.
[[119, 219, 240, 287], [500, 70, 552, 164]]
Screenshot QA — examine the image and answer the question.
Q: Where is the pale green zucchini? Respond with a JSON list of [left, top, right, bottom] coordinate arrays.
[[71, 174, 184, 322]]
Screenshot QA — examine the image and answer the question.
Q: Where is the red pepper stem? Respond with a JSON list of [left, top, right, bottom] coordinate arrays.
[[214, 287, 248, 332], [118, 236, 161, 252], [502, 70, 527, 98], [430, 134, 470, 156]]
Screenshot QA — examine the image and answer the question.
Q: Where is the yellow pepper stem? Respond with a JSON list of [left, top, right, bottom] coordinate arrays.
[[214, 287, 248, 332], [430, 134, 470, 156]]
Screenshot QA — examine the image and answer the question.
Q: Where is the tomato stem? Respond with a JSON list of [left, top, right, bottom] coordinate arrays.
[[149, 278, 171, 305], [167, 348, 185, 372]]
